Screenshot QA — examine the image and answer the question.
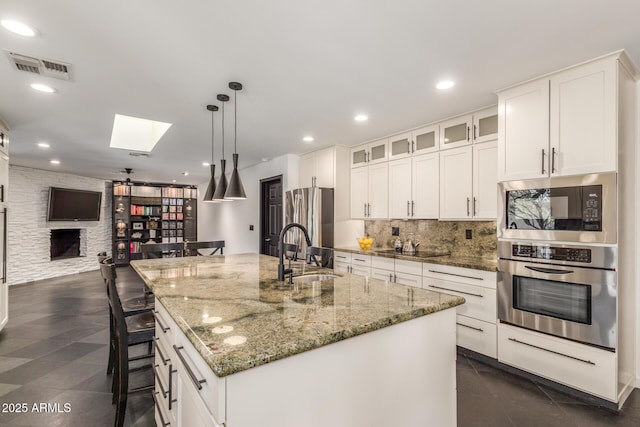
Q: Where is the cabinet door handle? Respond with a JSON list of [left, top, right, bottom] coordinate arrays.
[[466, 126, 470, 141], [551, 147, 557, 173], [367, 203, 371, 217], [153, 392, 171, 427], [0, 132, 4, 147], [472, 197, 477, 216], [154, 338, 170, 365], [412, 140, 415, 153], [466, 198, 470, 217], [168, 364, 177, 410], [389, 273, 393, 281], [173, 345, 207, 390], [0, 184, 4, 203], [154, 311, 170, 333], [407, 141, 411, 154], [541, 149, 546, 174], [507, 338, 595, 365], [457, 322, 484, 332], [366, 152, 369, 163], [407, 201, 410, 216], [364, 203, 367, 217], [394, 273, 397, 282], [152, 364, 168, 398], [2, 208, 6, 284], [428, 284, 483, 298], [473, 124, 477, 141], [411, 201, 415, 216], [426, 269, 484, 281]]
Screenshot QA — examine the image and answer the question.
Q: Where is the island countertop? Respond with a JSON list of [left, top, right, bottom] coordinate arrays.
[[131, 253, 464, 377]]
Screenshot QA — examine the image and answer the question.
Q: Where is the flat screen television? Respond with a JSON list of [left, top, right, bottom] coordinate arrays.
[[47, 187, 102, 221]]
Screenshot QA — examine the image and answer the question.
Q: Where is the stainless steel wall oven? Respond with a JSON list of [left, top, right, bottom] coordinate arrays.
[[497, 241, 617, 350]]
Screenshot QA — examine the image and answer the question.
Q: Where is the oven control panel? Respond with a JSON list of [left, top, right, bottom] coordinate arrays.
[[512, 244, 592, 263]]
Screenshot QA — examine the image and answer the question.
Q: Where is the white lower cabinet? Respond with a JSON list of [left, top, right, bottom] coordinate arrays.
[[423, 263, 497, 358], [394, 271, 422, 288], [498, 323, 617, 401], [154, 299, 226, 427]]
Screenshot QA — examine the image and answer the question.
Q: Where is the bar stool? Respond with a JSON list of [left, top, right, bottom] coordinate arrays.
[[100, 261, 155, 427], [184, 240, 225, 256], [140, 242, 184, 259]]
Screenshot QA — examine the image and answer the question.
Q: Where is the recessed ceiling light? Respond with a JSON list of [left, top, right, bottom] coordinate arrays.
[[436, 80, 455, 90], [182, 171, 189, 176], [354, 114, 368, 122], [202, 162, 210, 167], [50, 159, 60, 165], [172, 179, 177, 183], [31, 83, 56, 93], [1, 20, 38, 37], [37, 142, 50, 148], [109, 114, 172, 153], [303, 136, 314, 142], [261, 158, 269, 162]]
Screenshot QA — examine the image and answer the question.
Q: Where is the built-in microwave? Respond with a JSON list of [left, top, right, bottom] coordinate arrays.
[[498, 173, 617, 244]]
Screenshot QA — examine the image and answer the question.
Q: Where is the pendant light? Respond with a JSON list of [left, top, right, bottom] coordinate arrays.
[[212, 94, 231, 201], [203, 104, 219, 202], [224, 81, 247, 199]]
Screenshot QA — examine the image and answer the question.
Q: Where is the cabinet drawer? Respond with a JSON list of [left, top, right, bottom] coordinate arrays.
[[350, 265, 371, 277], [371, 268, 394, 282], [154, 339, 172, 391], [394, 271, 422, 288], [498, 324, 616, 401], [395, 259, 422, 276], [423, 263, 496, 289], [371, 255, 394, 271], [424, 277, 496, 324], [334, 251, 352, 263], [154, 299, 175, 344], [351, 254, 371, 267], [333, 261, 350, 274], [173, 328, 226, 423], [456, 315, 496, 358]]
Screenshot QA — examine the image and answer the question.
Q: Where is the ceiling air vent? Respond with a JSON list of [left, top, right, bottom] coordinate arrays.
[[129, 152, 151, 157], [5, 51, 73, 80]]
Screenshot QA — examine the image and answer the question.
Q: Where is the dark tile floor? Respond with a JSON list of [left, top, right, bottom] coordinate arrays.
[[0, 268, 639, 426], [0, 268, 154, 427]]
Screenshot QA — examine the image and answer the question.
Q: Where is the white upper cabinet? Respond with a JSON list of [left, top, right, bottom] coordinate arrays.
[[497, 79, 550, 181], [549, 57, 617, 177], [439, 114, 473, 150], [350, 162, 388, 219], [388, 158, 412, 218], [412, 153, 439, 218], [298, 146, 336, 188], [440, 141, 497, 220], [388, 125, 440, 161], [498, 53, 622, 181], [0, 125, 8, 156], [350, 138, 388, 168], [472, 107, 499, 144]]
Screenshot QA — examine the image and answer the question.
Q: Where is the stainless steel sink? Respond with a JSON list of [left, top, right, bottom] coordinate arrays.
[[291, 274, 339, 283]]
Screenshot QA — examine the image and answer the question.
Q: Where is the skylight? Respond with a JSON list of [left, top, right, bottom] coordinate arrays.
[[109, 114, 172, 152]]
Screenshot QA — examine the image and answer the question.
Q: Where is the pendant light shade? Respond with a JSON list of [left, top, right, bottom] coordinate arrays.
[[203, 104, 218, 203], [212, 94, 231, 201], [224, 81, 246, 200]]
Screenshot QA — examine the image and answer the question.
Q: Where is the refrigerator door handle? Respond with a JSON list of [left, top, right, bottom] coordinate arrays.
[[2, 208, 6, 284]]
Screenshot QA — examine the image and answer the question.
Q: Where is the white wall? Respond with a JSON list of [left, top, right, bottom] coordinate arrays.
[[198, 154, 298, 254], [7, 166, 111, 285]]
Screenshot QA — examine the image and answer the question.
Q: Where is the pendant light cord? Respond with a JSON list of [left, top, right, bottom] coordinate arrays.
[[211, 109, 215, 164], [221, 102, 225, 160], [234, 89, 238, 154]]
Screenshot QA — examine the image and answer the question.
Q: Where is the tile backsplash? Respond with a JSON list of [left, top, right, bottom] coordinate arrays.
[[364, 219, 497, 258]]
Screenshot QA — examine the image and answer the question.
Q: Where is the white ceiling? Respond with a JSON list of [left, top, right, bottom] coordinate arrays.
[[1, 0, 640, 185]]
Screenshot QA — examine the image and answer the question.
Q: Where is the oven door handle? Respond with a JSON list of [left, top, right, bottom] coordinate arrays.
[[525, 265, 573, 275]]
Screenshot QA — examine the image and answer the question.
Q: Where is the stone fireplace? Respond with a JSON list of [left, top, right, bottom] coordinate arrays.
[[50, 229, 81, 260]]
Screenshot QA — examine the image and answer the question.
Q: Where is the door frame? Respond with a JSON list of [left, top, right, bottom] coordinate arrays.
[[259, 175, 283, 256]]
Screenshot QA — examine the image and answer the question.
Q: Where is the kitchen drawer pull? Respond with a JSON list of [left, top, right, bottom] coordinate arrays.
[[154, 338, 169, 365], [153, 392, 170, 427], [541, 149, 546, 174], [456, 322, 483, 332], [336, 255, 347, 259], [507, 338, 595, 365], [353, 258, 367, 263], [152, 364, 168, 398], [154, 311, 170, 333], [173, 345, 207, 390], [428, 284, 483, 298], [427, 269, 484, 281]]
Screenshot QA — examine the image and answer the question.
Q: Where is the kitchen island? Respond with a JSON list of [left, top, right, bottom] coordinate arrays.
[[131, 253, 465, 427]]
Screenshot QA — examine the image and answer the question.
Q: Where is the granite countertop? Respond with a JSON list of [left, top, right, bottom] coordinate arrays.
[[335, 247, 498, 272], [131, 253, 464, 377]]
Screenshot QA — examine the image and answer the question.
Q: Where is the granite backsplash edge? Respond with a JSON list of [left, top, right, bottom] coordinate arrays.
[[364, 219, 497, 259]]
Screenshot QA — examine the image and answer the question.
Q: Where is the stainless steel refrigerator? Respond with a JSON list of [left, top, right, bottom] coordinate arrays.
[[284, 187, 334, 257]]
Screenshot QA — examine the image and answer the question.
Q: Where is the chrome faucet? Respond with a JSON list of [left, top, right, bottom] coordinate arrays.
[[278, 223, 313, 282]]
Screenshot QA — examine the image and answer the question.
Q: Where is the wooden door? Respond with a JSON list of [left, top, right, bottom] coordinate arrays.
[[260, 176, 282, 257]]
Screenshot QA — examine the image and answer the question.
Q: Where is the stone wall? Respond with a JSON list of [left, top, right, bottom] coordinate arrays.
[[7, 166, 112, 285], [364, 219, 497, 258]]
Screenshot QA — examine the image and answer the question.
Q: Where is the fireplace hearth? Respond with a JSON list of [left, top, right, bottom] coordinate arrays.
[[51, 229, 81, 260]]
